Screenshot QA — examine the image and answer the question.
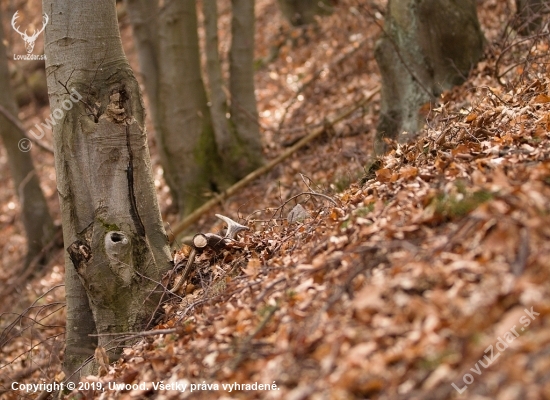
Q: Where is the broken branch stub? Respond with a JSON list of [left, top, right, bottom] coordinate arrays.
[[192, 233, 231, 251], [192, 233, 208, 249]]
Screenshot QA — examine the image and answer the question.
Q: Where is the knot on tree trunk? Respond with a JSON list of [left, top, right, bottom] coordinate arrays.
[[67, 239, 92, 275]]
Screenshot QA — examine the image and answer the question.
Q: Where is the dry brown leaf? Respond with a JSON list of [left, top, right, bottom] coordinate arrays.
[[95, 346, 110, 377], [533, 93, 550, 103]]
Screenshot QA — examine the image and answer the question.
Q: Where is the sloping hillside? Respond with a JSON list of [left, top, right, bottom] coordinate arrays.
[[1, 1, 550, 399]]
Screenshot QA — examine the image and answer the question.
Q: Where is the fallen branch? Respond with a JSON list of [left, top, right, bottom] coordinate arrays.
[[169, 87, 380, 240]]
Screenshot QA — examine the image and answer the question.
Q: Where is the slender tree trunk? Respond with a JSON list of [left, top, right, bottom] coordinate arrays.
[[130, 0, 223, 217], [203, 0, 232, 162], [157, 0, 231, 216], [203, 0, 263, 179], [129, 0, 264, 217], [124, 0, 176, 215], [0, 7, 54, 268], [228, 0, 264, 174], [374, 0, 484, 154], [124, 0, 160, 136], [43, 0, 172, 379]]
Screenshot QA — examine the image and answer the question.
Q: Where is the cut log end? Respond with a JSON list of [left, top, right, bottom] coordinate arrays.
[[192, 233, 208, 249]]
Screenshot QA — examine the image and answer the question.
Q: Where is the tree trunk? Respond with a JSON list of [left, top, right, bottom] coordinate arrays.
[[277, 0, 332, 26], [203, 0, 264, 179], [157, 1, 231, 216], [128, 0, 264, 217], [374, 0, 484, 154], [43, 0, 172, 379], [0, 7, 54, 268], [203, 0, 232, 164], [124, 0, 161, 141], [227, 0, 264, 176]]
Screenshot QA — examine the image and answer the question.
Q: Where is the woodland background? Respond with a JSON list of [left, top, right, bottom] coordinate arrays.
[[1, 0, 550, 399]]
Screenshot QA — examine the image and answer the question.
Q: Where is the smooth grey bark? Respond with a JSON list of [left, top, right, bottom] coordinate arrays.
[[128, 0, 224, 216], [124, 0, 176, 216], [374, 0, 484, 154], [203, 0, 232, 162], [43, 0, 172, 379], [203, 0, 264, 179], [277, 0, 332, 26], [127, 0, 264, 217], [515, 0, 549, 34], [126, 0, 266, 217], [228, 0, 259, 150], [228, 0, 264, 176], [157, 0, 232, 216], [123, 0, 160, 129], [0, 7, 54, 268]]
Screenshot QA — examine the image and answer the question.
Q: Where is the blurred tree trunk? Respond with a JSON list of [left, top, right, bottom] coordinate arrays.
[[124, 0, 160, 120], [228, 0, 264, 174], [203, 0, 263, 179], [43, 0, 172, 379], [127, 0, 264, 217], [203, 0, 232, 164], [515, 0, 549, 34], [374, 0, 484, 154], [277, 0, 332, 26], [0, 7, 54, 268], [157, 0, 232, 216]]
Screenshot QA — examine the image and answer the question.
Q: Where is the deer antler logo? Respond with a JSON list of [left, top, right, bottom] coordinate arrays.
[[11, 11, 48, 54]]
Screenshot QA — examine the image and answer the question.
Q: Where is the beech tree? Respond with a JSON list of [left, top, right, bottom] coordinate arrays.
[[156, 0, 233, 215], [374, 0, 484, 154], [43, 0, 172, 378], [0, 7, 54, 268], [227, 0, 264, 175], [126, 0, 263, 217]]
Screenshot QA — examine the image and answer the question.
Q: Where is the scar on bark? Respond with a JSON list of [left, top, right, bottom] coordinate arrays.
[[67, 240, 92, 274], [106, 87, 146, 239]]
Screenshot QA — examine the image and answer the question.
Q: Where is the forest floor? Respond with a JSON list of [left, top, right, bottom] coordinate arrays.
[[1, 0, 550, 399]]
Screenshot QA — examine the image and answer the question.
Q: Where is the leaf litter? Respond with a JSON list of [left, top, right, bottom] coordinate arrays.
[[1, 0, 550, 399]]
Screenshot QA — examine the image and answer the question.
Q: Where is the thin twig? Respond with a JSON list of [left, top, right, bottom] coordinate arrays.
[[89, 328, 178, 338], [170, 248, 197, 293], [494, 31, 549, 86], [255, 277, 286, 303], [1, 228, 63, 299]]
